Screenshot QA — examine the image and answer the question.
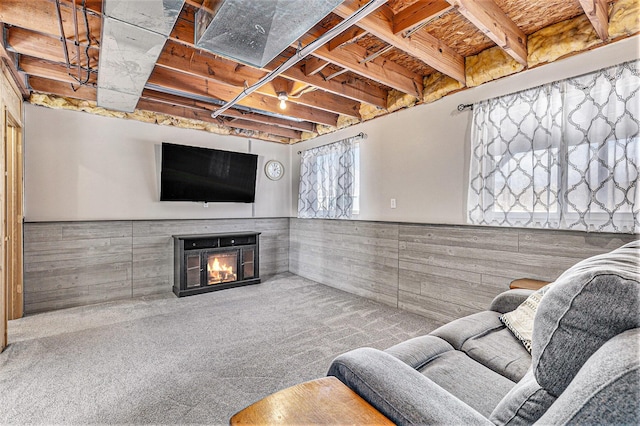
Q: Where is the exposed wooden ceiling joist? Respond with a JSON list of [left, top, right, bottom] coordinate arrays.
[[157, 41, 362, 118], [28, 75, 96, 100], [334, 0, 465, 85], [0, 35, 29, 98], [328, 26, 367, 50], [136, 97, 301, 140], [148, 67, 340, 127], [392, 0, 453, 35], [447, 0, 528, 66], [577, 0, 609, 41], [301, 28, 423, 98], [19, 55, 96, 86], [0, 0, 100, 43], [276, 64, 387, 109], [304, 57, 329, 76], [141, 89, 316, 133], [7, 26, 99, 69]]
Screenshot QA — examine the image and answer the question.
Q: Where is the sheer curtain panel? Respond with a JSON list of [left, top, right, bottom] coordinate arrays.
[[298, 136, 357, 219], [468, 60, 639, 233]]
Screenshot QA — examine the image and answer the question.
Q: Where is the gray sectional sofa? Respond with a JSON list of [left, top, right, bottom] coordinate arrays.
[[328, 241, 639, 425]]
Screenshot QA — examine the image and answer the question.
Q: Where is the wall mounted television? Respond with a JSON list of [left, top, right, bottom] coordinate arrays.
[[160, 142, 258, 203]]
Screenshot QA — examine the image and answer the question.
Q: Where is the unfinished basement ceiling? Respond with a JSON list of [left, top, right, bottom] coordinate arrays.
[[0, 0, 638, 144]]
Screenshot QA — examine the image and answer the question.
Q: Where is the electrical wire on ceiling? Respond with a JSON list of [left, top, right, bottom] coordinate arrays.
[[54, 0, 95, 89], [288, 85, 318, 99]]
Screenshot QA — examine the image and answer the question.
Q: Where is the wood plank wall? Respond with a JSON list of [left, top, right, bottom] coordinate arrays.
[[290, 218, 638, 326], [23, 217, 638, 321], [23, 218, 289, 314]]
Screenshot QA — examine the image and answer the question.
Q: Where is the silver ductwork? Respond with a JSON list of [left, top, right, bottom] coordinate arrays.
[[97, 0, 185, 112], [195, 0, 343, 68]]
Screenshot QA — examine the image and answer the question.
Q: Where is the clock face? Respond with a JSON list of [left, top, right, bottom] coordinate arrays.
[[265, 160, 284, 180]]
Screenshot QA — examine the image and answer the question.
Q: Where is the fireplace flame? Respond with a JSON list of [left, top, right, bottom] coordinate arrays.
[[207, 256, 237, 284]]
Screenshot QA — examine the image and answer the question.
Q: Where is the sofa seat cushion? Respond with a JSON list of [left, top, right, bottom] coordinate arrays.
[[430, 311, 504, 349], [384, 333, 516, 417], [384, 335, 455, 369], [416, 349, 517, 417], [429, 310, 531, 382], [461, 327, 531, 382]]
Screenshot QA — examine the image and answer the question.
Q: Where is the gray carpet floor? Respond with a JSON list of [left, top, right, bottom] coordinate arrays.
[[0, 273, 439, 425]]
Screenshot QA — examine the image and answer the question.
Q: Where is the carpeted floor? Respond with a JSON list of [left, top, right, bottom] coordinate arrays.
[[0, 273, 439, 425]]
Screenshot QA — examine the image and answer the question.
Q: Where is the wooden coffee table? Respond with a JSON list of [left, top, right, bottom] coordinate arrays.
[[230, 376, 393, 425]]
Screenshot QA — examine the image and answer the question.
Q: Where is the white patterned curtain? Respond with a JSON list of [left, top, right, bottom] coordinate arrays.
[[298, 137, 356, 219], [468, 60, 639, 233]]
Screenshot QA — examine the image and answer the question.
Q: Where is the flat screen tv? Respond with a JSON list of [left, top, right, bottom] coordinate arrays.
[[160, 142, 258, 203]]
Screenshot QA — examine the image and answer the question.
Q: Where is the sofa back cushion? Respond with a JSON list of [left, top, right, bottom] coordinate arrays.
[[535, 328, 639, 425], [490, 241, 639, 425], [532, 240, 639, 396]]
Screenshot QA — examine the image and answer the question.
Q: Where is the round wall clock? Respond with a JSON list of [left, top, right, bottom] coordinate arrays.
[[265, 160, 284, 180]]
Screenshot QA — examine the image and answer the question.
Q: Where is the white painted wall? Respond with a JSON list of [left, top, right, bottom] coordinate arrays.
[[24, 37, 638, 223], [290, 36, 640, 224], [24, 106, 291, 221]]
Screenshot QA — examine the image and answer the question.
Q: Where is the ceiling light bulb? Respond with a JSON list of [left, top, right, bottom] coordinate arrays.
[[277, 92, 288, 110]]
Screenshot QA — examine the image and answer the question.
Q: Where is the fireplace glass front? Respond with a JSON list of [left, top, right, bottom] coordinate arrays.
[[206, 251, 238, 285]]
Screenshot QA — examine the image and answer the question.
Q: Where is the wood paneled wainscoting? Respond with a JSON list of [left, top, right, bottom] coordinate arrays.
[[289, 218, 638, 326], [23, 218, 289, 314], [23, 217, 638, 321]]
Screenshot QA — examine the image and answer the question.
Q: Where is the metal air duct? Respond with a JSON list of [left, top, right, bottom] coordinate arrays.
[[195, 0, 344, 68], [97, 0, 185, 112]]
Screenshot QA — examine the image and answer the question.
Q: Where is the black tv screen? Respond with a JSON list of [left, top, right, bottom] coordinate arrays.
[[160, 143, 258, 203]]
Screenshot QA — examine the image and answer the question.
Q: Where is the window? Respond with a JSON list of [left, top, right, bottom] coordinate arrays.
[[468, 60, 639, 233], [298, 136, 359, 219]]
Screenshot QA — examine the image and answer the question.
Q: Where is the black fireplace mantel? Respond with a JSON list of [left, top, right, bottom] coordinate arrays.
[[173, 232, 261, 297]]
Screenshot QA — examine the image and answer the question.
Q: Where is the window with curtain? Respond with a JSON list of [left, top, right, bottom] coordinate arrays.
[[468, 60, 639, 233], [298, 136, 359, 219]]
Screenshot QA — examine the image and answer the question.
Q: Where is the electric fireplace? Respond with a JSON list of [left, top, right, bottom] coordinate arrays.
[[173, 232, 260, 297]]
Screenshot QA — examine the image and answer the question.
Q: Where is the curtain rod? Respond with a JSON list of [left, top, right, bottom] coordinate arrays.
[[457, 59, 637, 114], [297, 132, 366, 155]]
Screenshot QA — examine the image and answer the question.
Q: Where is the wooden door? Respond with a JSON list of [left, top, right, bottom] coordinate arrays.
[[0, 108, 4, 351], [4, 110, 23, 321]]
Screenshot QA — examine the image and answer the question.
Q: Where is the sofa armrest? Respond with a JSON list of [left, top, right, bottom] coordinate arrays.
[[327, 347, 492, 426], [489, 289, 535, 313]]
